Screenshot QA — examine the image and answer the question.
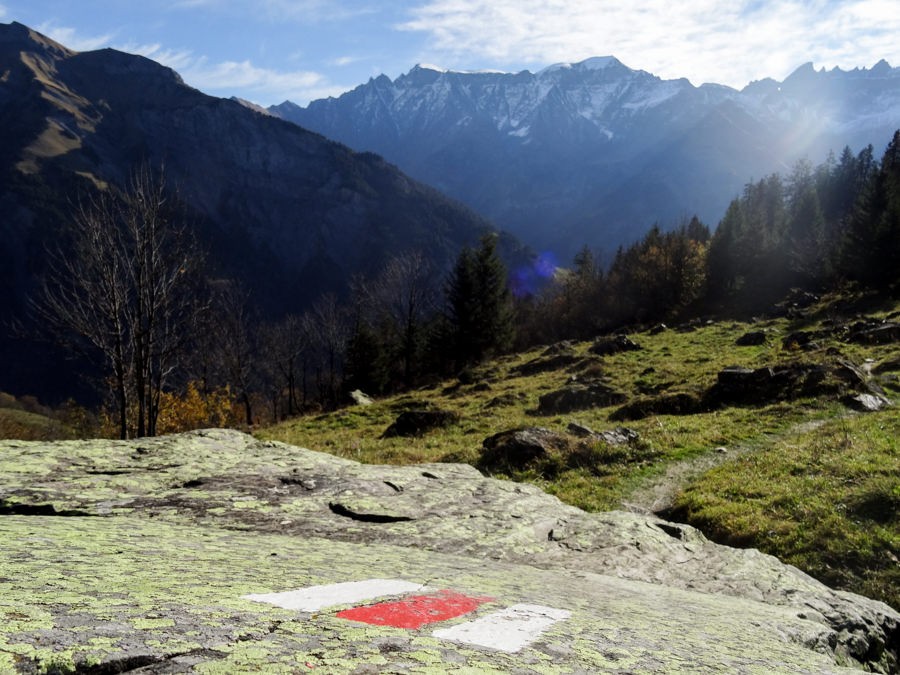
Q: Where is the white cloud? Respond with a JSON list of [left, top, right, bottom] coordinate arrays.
[[37, 22, 115, 52], [398, 0, 900, 87], [0, 5, 7, 20], [28, 22, 342, 105], [331, 55, 364, 67], [168, 0, 375, 23], [179, 57, 346, 103]]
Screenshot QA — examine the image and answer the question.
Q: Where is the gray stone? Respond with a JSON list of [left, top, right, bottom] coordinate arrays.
[[478, 427, 566, 473], [566, 421, 595, 437], [537, 383, 627, 414], [843, 393, 893, 412], [595, 427, 641, 446], [381, 409, 460, 437], [511, 352, 580, 377], [0, 429, 897, 673], [736, 331, 767, 346], [849, 322, 900, 345], [610, 392, 705, 421], [349, 389, 374, 406], [589, 334, 642, 356]]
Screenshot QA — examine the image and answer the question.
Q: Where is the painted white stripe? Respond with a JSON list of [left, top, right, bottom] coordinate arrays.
[[432, 603, 571, 653], [243, 579, 424, 612]]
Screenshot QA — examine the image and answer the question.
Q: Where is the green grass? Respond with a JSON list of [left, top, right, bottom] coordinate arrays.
[[258, 292, 900, 609], [0, 405, 73, 441], [670, 411, 899, 609]]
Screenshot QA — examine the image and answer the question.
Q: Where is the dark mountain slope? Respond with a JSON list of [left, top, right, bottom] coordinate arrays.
[[0, 22, 501, 399]]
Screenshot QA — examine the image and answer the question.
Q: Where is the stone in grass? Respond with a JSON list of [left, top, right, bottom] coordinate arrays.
[[538, 383, 627, 415], [381, 410, 460, 438], [478, 427, 568, 474], [843, 393, 892, 413], [735, 331, 767, 346], [567, 422, 641, 446], [349, 390, 374, 406], [589, 335, 642, 356], [610, 392, 705, 422]]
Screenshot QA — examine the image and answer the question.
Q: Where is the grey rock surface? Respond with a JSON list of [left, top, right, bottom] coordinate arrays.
[[1, 429, 897, 673]]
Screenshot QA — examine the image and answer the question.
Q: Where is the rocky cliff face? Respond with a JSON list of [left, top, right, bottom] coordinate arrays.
[[272, 58, 900, 258], [1, 429, 897, 672]]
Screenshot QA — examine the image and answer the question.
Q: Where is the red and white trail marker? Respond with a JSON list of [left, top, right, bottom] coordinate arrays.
[[243, 579, 424, 612], [243, 579, 570, 653], [336, 589, 493, 629], [432, 603, 572, 653]]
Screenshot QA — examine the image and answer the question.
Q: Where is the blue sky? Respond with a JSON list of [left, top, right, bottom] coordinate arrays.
[[2, 1, 899, 106]]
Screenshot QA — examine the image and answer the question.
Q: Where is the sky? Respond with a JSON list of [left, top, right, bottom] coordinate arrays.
[[2, 1, 899, 107]]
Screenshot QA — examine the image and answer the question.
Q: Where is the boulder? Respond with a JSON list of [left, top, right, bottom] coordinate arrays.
[[1, 430, 896, 673], [873, 356, 900, 374], [843, 393, 893, 412], [705, 360, 884, 409], [542, 340, 575, 355], [706, 363, 828, 406], [610, 392, 705, 421], [589, 334, 642, 356], [537, 382, 627, 414], [596, 426, 641, 446], [511, 352, 579, 376], [782, 330, 828, 351], [849, 322, 900, 345], [348, 389, 374, 406], [566, 422, 640, 446], [735, 331, 767, 346], [566, 421, 595, 437], [478, 427, 568, 473], [381, 409, 459, 438]]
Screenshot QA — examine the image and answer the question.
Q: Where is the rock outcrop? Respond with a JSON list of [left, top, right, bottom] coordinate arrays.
[[1, 429, 897, 672]]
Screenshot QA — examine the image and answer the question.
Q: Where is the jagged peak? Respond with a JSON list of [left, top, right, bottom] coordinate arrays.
[[870, 58, 893, 75]]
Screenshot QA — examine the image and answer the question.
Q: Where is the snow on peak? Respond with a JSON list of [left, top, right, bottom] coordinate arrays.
[[538, 56, 622, 76], [412, 63, 507, 76], [578, 56, 620, 70]]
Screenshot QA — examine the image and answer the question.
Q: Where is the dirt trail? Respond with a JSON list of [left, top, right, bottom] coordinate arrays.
[[621, 419, 829, 517]]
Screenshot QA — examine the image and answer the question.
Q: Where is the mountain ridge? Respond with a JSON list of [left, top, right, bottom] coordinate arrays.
[[271, 57, 900, 258]]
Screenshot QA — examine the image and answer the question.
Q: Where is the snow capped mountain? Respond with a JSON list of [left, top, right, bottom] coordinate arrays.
[[271, 58, 900, 258]]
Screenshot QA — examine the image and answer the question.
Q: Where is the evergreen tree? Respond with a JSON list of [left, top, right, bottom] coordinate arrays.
[[786, 160, 828, 284], [841, 131, 900, 286], [445, 234, 515, 368]]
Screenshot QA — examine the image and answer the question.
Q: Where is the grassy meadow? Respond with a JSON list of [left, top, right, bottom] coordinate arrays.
[[259, 293, 900, 609]]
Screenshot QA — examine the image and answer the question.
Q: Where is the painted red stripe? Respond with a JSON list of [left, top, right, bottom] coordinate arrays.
[[335, 590, 493, 629]]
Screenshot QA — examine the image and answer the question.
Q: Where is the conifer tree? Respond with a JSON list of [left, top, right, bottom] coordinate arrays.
[[841, 130, 900, 286], [445, 234, 514, 368]]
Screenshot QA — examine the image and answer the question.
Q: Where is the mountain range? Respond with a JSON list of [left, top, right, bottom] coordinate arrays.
[[271, 57, 900, 259], [0, 22, 498, 399]]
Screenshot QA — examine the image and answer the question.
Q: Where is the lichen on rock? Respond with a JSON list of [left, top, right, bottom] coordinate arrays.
[[0, 429, 897, 673]]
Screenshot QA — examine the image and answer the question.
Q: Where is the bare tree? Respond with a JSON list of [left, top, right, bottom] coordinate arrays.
[[209, 282, 258, 426], [307, 293, 350, 408], [259, 314, 310, 417], [355, 251, 438, 386], [33, 164, 205, 438]]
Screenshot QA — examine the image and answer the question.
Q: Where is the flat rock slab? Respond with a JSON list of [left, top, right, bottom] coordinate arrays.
[[1, 429, 898, 673]]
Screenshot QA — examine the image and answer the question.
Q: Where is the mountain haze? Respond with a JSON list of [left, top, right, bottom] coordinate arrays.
[[271, 57, 900, 258], [0, 22, 500, 399]]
